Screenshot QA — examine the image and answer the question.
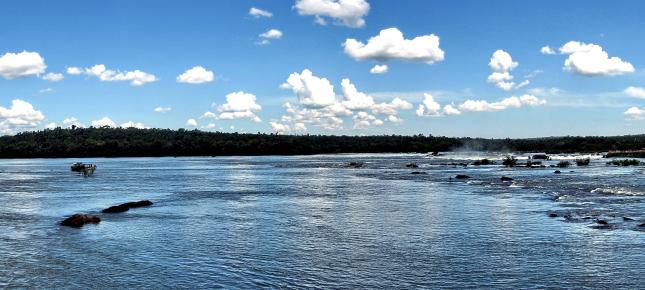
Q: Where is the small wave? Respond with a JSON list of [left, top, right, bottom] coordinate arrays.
[[591, 187, 645, 196]]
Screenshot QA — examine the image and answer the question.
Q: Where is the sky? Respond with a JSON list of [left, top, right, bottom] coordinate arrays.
[[1, 0, 645, 138]]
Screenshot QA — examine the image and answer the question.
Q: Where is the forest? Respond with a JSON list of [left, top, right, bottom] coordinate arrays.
[[0, 127, 644, 158]]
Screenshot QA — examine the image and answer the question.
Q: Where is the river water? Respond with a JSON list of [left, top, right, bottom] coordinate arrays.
[[0, 154, 643, 289]]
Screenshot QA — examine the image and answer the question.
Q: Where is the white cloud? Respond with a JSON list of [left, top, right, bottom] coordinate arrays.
[[294, 0, 370, 28], [39, 88, 55, 94], [249, 7, 272, 18], [66, 67, 82, 75], [624, 107, 645, 120], [176, 66, 214, 84], [70, 64, 158, 86], [559, 41, 634, 76], [42, 72, 64, 82], [45, 122, 57, 129], [203, 123, 217, 129], [442, 104, 461, 115], [459, 94, 546, 112], [369, 64, 388, 74], [341, 78, 375, 110], [63, 117, 85, 128], [121, 121, 145, 129], [344, 28, 444, 64], [269, 121, 290, 134], [624, 86, 645, 99], [353, 111, 382, 129], [0, 51, 47, 79], [258, 29, 283, 45], [216, 91, 262, 122], [91, 117, 117, 127], [486, 50, 528, 91], [186, 118, 198, 127], [371, 97, 412, 116], [281, 69, 336, 108], [540, 45, 556, 55], [154, 106, 172, 113], [416, 93, 442, 117], [527, 87, 562, 97], [0, 99, 46, 135]]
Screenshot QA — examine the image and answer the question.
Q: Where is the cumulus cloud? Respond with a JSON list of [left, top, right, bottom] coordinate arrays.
[[121, 121, 145, 129], [45, 122, 57, 129], [344, 28, 444, 64], [416, 93, 442, 117], [0, 51, 47, 79], [540, 45, 556, 55], [281, 69, 336, 108], [294, 0, 370, 28], [487, 50, 528, 91], [69, 64, 157, 86], [0, 99, 46, 134], [249, 7, 272, 18], [459, 95, 546, 112], [369, 64, 388, 74], [269, 121, 290, 134], [442, 104, 461, 115], [624, 107, 645, 120], [212, 91, 262, 122], [63, 117, 85, 128], [154, 106, 172, 113], [176, 66, 214, 84], [66, 67, 82, 75], [353, 111, 383, 129], [186, 118, 198, 127], [42, 72, 64, 82], [559, 41, 634, 76], [279, 70, 413, 131], [258, 29, 283, 45], [341, 78, 375, 110], [624, 86, 645, 99], [91, 117, 117, 127]]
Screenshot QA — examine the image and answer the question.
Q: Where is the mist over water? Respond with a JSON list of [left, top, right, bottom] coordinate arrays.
[[0, 154, 643, 289]]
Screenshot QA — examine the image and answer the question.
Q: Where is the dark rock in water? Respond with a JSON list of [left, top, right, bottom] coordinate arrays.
[[639, 223, 645, 227], [596, 220, 609, 225], [406, 162, 419, 168], [61, 214, 101, 228], [554, 170, 561, 174], [454, 174, 471, 179], [410, 171, 426, 175], [347, 162, 364, 168], [622, 217, 634, 221], [500, 176, 514, 181], [548, 213, 558, 218], [531, 154, 550, 160], [102, 200, 153, 213]]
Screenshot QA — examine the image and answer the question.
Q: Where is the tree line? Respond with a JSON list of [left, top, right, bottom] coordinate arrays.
[[0, 127, 643, 158]]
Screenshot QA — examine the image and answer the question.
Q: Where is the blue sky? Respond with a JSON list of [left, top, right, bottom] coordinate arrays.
[[1, 0, 644, 137]]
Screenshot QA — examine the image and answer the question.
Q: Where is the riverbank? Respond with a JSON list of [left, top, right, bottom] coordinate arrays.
[[1, 127, 644, 158]]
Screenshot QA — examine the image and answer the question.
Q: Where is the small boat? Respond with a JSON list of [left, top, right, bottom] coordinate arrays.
[[71, 162, 97, 172]]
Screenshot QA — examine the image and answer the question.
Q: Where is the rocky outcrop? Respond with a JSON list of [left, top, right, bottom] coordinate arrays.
[[61, 214, 101, 228], [454, 174, 471, 179], [500, 176, 514, 181], [102, 200, 153, 213]]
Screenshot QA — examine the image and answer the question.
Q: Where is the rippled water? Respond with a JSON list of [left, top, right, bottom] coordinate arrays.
[[0, 154, 643, 289]]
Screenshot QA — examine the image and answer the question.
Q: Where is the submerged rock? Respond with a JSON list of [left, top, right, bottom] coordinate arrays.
[[454, 174, 471, 179], [61, 214, 101, 228], [410, 171, 426, 175], [406, 162, 419, 168], [500, 176, 514, 181], [548, 213, 558, 218], [102, 200, 153, 213], [623, 217, 634, 221], [596, 220, 609, 225], [554, 170, 561, 174]]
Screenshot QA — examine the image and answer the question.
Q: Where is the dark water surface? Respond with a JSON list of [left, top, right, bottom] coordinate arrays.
[[0, 154, 643, 289]]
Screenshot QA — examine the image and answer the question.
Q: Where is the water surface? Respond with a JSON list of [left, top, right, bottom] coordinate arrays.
[[0, 154, 643, 289]]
